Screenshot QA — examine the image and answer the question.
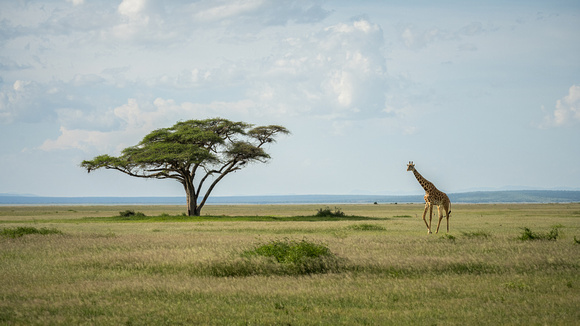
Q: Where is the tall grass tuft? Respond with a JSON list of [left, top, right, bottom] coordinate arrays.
[[518, 227, 559, 241], [0, 226, 62, 238]]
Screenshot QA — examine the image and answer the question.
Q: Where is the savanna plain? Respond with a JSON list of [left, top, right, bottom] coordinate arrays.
[[1, 203, 579, 325]]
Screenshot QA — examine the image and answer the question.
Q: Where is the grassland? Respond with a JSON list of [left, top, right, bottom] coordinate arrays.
[[1, 203, 579, 325]]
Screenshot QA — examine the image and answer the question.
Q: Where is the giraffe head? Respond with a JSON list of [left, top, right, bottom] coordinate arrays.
[[406, 161, 415, 171]]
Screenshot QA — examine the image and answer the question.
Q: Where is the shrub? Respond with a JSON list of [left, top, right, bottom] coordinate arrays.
[[574, 236, 580, 245], [518, 227, 559, 241], [119, 210, 146, 218], [315, 206, 345, 217], [242, 238, 342, 275], [0, 226, 62, 238]]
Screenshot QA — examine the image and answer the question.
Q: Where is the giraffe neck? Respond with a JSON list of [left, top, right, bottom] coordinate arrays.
[[413, 169, 435, 192]]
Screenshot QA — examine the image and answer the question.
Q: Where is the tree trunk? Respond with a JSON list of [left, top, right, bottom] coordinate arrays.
[[186, 195, 201, 216], [184, 179, 200, 216]]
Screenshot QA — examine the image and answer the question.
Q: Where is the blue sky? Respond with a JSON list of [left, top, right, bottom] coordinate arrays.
[[1, 0, 579, 197]]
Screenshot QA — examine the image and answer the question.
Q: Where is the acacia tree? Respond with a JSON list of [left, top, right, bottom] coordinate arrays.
[[81, 118, 289, 216]]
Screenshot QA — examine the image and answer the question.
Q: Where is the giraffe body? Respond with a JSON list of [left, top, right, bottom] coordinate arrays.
[[407, 162, 451, 234]]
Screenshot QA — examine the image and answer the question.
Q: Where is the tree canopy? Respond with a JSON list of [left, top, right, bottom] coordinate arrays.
[[81, 118, 289, 216]]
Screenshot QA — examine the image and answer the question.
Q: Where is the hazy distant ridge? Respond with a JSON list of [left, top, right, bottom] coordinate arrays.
[[1, 190, 579, 205]]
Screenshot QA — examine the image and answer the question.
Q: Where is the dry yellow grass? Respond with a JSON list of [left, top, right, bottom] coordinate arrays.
[[1, 203, 579, 325]]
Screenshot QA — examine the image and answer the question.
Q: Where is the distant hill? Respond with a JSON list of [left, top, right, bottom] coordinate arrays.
[[449, 190, 580, 203], [0, 190, 579, 205]]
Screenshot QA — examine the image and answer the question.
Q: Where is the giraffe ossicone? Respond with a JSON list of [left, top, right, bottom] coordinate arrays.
[[407, 161, 452, 234]]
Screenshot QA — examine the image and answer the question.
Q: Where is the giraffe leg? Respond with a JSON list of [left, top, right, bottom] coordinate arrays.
[[428, 204, 433, 234], [422, 203, 431, 234], [436, 206, 443, 234]]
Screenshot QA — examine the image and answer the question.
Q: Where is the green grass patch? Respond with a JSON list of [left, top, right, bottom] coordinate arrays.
[[191, 238, 344, 277], [461, 230, 492, 239], [440, 233, 456, 242], [345, 223, 386, 231], [81, 214, 375, 223], [244, 238, 333, 264], [238, 238, 343, 275], [518, 226, 560, 241], [0, 226, 62, 238]]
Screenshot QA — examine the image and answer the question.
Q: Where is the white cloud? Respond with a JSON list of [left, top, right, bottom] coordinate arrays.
[[0, 76, 124, 126], [193, 0, 265, 22], [253, 18, 388, 119], [0, 80, 58, 124], [541, 85, 580, 127], [66, 0, 85, 6], [190, 0, 330, 27], [39, 127, 117, 152], [39, 97, 259, 152], [118, 0, 147, 17], [113, 0, 151, 39]]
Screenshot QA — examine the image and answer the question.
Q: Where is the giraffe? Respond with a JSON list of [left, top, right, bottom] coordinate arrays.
[[406, 161, 451, 234]]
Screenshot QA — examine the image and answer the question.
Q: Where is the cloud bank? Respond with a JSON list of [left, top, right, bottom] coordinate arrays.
[[4, 8, 390, 153]]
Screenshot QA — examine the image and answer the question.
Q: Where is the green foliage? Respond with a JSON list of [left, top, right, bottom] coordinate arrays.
[[0, 226, 62, 238], [82, 119, 290, 176], [240, 238, 342, 275], [119, 210, 146, 218], [518, 227, 560, 241], [245, 238, 331, 263], [574, 236, 580, 244], [315, 206, 345, 217], [346, 224, 386, 231], [225, 141, 270, 162]]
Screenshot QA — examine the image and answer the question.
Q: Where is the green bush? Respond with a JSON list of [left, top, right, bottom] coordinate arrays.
[[242, 238, 342, 275], [315, 206, 345, 217], [119, 210, 146, 218], [0, 226, 62, 238], [518, 227, 559, 241]]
